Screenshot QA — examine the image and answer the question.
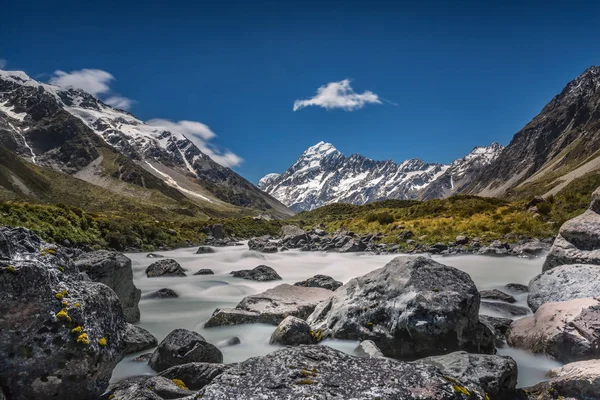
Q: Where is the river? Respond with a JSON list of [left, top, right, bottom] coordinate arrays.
[[112, 244, 561, 388]]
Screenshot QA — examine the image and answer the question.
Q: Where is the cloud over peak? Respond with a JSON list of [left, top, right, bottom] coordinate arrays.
[[293, 79, 382, 111]]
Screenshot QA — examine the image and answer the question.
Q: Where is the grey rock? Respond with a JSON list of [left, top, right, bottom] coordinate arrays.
[[479, 315, 513, 343], [149, 329, 223, 372], [124, 323, 158, 354], [230, 265, 281, 281], [216, 337, 241, 347], [544, 359, 600, 400], [0, 226, 127, 400], [508, 298, 600, 363], [73, 250, 141, 323], [248, 237, 278, 253], [505, 283, 528, 293], [199, 345, 483, 399], [280, 225, 308, 248], [106, 375, 191, 400], [269, 316, 317, 345], [196, 246, 215, 254], [511, 240, 550, 258], [417, 351, 518, 400], [480, 301, 530, 317], [399, 229, 414, 240], [307, 255, 494, 359], [146, 259, 186, 277], [148, 288, 179, 298], [294, 274, 342, 291], [194, 269, 214, 275], [455, 235, 469, 245], [480, 289, 516, 303], [339, 238, 367, 252], [159, 362, 230, 390], [147, 253, 164, 258], [353, 340, 385, 358], [478, 246, 509, 256], [205, 284, 332, 327], [528, 264, 600, 312]]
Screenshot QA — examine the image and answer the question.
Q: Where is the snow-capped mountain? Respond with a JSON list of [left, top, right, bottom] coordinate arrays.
[[0, 69, 290, 215], [259, 141, 504, 211]]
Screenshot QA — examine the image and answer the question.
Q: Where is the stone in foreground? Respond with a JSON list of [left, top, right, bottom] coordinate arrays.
[[149, 328, 223, 372], [417, 351, 518, 400], [230, 264, 281, 281], [145, 259, 187, 277], [205, 284, 332, 327], [528, 264, 600, 312], [269, 316, 317, 345], [307, 256, 494, 359], [105, 376, 191, 399], [199, 345, 486, 399], [74, 250, 141, 323]]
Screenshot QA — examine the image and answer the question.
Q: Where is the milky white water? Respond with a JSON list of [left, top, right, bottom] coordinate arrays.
[[112, 245, 561, 388]]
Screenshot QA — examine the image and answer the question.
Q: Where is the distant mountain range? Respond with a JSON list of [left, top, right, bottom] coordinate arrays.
[[260, 66, 600, 211], [0, 70, 291, 218]]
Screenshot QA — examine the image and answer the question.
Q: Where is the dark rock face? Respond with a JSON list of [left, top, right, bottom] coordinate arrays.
[[148, 288, 179, 298], [307, 256, 494, 360], [294, 274, 342, 291], [269, 316, 317, 346], [145, 259, 186, 277], [0, 226, 127, 400], [505, 283, 528, 293], [353, 340, 385, 358], [480, 301, 530, 317], [479, 289, 516, 303], [528, 264, 600, 312], [417, 351, 518, 400], [200, 345, 483, 399], [124, 323, 158, 354], [194, 269, 214, 275], [205, 284, 332, 327], [196, 246, 216, 254], [247, 237, 278, 253], [479, 315, 513, 344], [230, 265, 281, 281], [148, 329, 223, 372], [73, 250, 141, 323], [158, 362, 230, 390], [105, 375, 191, 399]]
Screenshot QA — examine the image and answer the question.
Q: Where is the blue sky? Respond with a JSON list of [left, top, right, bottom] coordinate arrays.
[[2, 0, 600, 183]]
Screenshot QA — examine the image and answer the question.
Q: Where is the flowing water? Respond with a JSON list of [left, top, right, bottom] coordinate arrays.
[[112, 244, 562, 387]]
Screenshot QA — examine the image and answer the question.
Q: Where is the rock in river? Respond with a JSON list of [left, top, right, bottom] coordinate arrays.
[[124, 323, 158, 354], [196, 246, 216, 254], [149, 328, 223, 372], [199, 345, 487, 399], [230, 264, 281, 281], [353, 340, 385, 358], [145, 259, 187, 277], [205, 284, 332, 327], [159, 362, 231, 390], [73, 250, 141, 323], [269, 316, 317, 346], [0, 226, 127, 400], [306, 255, 494, 360], [294, 274, 342, 291], [479, 289, 516, 303]]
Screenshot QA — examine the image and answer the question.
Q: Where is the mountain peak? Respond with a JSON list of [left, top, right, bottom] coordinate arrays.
[[303, 141, 338, 157]]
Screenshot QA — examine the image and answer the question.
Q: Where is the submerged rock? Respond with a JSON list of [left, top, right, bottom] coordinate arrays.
[[353, 340, 385, 358], [196, 246, 216, 254], [148, 288, 179, 299], [147, 253, 164, 258], [269, 316, 317, 346], [73, 250, 141, 323], [124, 323, 158, 354], [417, 351, 518, 400], [294, 274, 342, 291], [528, 264, 600, 312], [194, 268, 214, 275], [199, 345, 484, 399], [505, 283, 528, 293], [149, 329, 223, 372], [307, 255, 494, 360], [480, 301, 530, 317], [479, 289, 516, 303], [230, 265, 281, 281], [216, 337, 241, 347], [205, 284, 332, 327], [508, 297, 600, 363], [145, 259, 187, 277], [0, 226, 127, 400]]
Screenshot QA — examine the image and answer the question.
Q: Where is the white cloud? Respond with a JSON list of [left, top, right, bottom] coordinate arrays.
[[0, 59, 7, 69], [293, 79, 382, 111], [146, 119, 243, 168], [105, 95, 135, 110]]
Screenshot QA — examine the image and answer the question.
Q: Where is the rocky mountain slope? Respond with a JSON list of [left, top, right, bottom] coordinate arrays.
[[0, 70, 291, 217], [466, 66, 600, 199], [259, 141, 503, 211]]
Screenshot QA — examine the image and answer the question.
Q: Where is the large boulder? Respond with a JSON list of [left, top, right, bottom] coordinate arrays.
[[145, 259, 186, 277], [205, 284, 332, 327], [417, 351, 518, 400], [199, 345, 487, 399], [158, 362, 230, 390], [124, 323, 158, 354], [545, 359, 600, 399], [543, 196, 600, 271], [73, 250, 141, 323], [294, 274, 342, 291], [306, 256, 494, 360], [528, 264, 600, 312], [148, 329, 223, 372], [230, 265, 281, 281], [269, 316, 317, 346], [353, 340, 385, 358], [0, 227, 127, 400], [508, 298, 600, 363]]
